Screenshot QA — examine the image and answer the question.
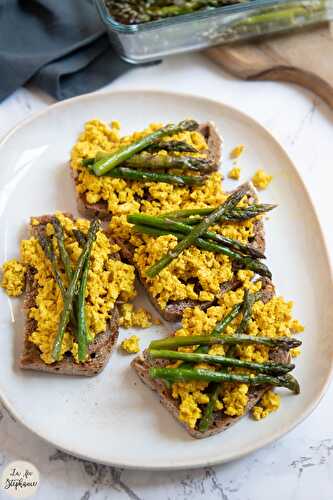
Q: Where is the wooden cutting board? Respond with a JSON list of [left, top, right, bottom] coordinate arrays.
[[205, 23, 333, 109]]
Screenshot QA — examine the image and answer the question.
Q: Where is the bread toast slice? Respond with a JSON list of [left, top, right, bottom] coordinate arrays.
[[71, 122, 222, 221], [20, 214, 120, 376], [132, 278, 290, 438], [115, 182, 265, 322]]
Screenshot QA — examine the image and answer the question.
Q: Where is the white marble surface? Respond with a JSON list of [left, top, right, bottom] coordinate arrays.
[[0, 53, 333, 500]]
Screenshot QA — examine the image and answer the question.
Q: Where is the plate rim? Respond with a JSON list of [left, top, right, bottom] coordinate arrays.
[[0, 88, 332, 470]]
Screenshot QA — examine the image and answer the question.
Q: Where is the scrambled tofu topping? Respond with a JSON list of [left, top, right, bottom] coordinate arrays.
[[230, 145, 245, 159], [172, 379, 210, 429], [290, 347, 301, 357], [1, 259, 26, 296], [3, 213, 136, 364], [222, 384, 249, 417], [252, 390, 280, 420], [119, 303, 159, 328], [228, 166, 241, 180], [168, 280, 303, 430], [121, 335, 140, 354], [252, 169, 272, 190]]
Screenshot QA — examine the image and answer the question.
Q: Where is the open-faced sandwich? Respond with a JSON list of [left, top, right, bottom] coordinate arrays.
[[70, 119, 222, 220], [1, 212, 136, 375], [132, 276, 303, 437]]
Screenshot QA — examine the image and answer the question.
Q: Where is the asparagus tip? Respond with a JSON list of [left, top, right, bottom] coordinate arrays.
[[280, 374, 300, 394]]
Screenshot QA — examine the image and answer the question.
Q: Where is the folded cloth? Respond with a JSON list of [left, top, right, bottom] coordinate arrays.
[[0, 0, 131, 102]]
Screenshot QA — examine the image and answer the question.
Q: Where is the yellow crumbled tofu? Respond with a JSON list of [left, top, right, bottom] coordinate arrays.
[[222, 384, 249, 417], [111, 120, 121, 130], [228, 167, 241, 180], [1, 259, 26, 297], [252, 169, 272, 190], [215, 399, 224, 410], [208, 344, 225, 356], [172, 380, 210, 429], [119, 303, 159, 328], [252, 390, 280, 420], [230, 145, 244, 159], [121, 335, 140, 354], [290, 347, 301, 358]]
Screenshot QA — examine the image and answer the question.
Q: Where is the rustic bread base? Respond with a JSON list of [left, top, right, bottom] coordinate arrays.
[[20, 214, 120, 377]]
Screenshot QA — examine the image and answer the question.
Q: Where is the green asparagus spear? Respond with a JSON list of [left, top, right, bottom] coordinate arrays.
[[235, 3, 325, 30], [51, 218, 73, 280], [52, 219, 100, 361], [107, 167, 205, 186], [72, 229, 87, 247], [145, 185, 249, 277], [163, 203, 277, 222], [149, 367, 300, 394], [91, 120, 199, 176], [73, 230, 93, 344], [125, 153, 214, 173], [128, 213, 265, 258], [82, 142, 199, 168], [38, 234, 67, 297], [132, 223, 271, 278], [211, 302, 243, 336], [148, 349, 294, 375], [147, 140, 198, 153], [77, 243, 93, 362], [199, 383, 221, 432], [149, 334, 301, 351], [38, 233, 77, 329], [235, 289, 256, 335]]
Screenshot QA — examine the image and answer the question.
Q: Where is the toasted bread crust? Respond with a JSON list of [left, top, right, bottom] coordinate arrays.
[[20, 214, 120, 376], [131, 279, 290, 439], [71, 121, 222, 221], [115, 182, 265, 322]]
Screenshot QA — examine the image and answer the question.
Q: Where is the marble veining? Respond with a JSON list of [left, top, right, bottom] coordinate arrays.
[[0, 52, 333, 499]]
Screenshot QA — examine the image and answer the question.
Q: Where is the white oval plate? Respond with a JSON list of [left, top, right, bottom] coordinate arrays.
[[0, 90, 332, 470]]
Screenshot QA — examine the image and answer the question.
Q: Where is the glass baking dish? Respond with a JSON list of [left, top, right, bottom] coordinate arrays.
[[95, 0, 333, 64]]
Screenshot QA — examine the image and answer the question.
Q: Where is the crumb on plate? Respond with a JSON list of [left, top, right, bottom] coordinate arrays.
[[121, 335, 140, 354], [1, 259, 26, 297], [119, 303, 160, 328], [230, 144, 244, 160], [252, 169, 272, 190], [228, 166, 241, 180]]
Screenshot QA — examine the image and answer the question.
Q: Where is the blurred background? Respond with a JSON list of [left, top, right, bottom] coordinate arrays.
[[1, 0, 332, 105]]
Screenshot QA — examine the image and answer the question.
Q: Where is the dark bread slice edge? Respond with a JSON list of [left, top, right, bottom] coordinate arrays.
[[20, 214, 120, 377], [132, 278, 290, 439], [115, 181, 265, 322], [71, 121, 222, 221]]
